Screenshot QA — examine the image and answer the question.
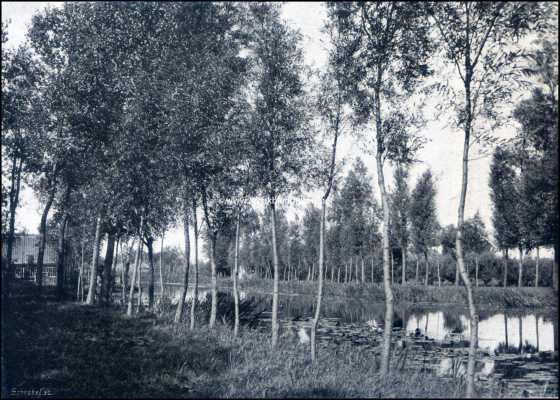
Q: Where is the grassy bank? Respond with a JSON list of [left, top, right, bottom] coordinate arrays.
[[4, 293, 516, 398], [231, 278, 558, 308]]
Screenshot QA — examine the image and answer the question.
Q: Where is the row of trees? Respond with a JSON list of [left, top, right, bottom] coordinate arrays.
[[2, 2, 556, 397], [489, 60, 558, 289]]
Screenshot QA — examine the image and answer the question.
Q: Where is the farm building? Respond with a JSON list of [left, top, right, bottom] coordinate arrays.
[[1, 234, 58, 286]]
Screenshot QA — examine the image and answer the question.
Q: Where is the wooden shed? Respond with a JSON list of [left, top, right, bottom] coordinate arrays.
[[1, 234, 58, 285]]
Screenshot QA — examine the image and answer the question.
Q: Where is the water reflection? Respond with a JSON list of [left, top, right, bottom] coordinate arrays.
[[406, 311, 555, 353]]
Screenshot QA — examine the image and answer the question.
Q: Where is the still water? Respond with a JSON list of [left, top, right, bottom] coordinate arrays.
[[157, 284, 558, 397]]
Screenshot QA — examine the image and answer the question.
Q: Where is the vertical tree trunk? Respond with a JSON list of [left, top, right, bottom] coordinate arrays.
[[175, 210, 190, 323], [518, 316, 523, 353], [127, 216, 144, 316], [455, 261, 460, 286], [455, 67, 478, 398], [345, 262, 348, 283], [415, 257, 419, 283], [475, 255, 479, 288], [78, 240, 85, 301], [102, 233, 116, 305], [536, 315, 539, 351], [147, 237, 155, 310], [376, 148, 394, 377], [502, 314, 508, 350], [37, 186, 56, 293], [160, 234, 165, 296], [401, 245, 406, 284], [110, 237, 119, 304], [371, 257, 374, 283], [233, 212, 241, 337], [437, 260, 441, 287], [311, 199, 327, 361], [503, 249, 509, 287], [270, 200, 280, 347], [209, 233, 218, 328], [86, 215, 102, 305], [4, 156, 23, 298], [123, 240, 133, 306], [535, 246, 539, 287], [391, 251, 394, 285], [518, 245, 523, 288], [137, 249, 144, 313], [56, 214, 69, 301], [311, 261, 315, 282], [361, 256, 365, 283], [424, 252, 429, 286], [190, 199, 199, 330], [553, 241, 558, 291]]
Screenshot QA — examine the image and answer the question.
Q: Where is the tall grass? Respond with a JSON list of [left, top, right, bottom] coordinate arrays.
[[5, 295, 518, 398]]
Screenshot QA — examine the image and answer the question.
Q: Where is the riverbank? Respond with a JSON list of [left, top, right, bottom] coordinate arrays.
[[227, 279, 558, 308], [4, 293, 515, 398]]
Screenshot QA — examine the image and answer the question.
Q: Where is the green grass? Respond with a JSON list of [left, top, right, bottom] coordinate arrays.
[[3, 290, 521, 399]]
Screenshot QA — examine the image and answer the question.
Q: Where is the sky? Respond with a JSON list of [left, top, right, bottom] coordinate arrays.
[[2, 2, 548, 259]]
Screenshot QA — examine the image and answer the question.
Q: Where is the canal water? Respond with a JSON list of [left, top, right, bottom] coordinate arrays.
[[151, 284, 558, 397]]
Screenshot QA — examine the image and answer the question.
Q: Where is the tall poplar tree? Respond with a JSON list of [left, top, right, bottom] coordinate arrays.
[[246, 3, 314, 347]]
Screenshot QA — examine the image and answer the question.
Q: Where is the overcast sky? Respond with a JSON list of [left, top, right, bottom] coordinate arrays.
[[2, 2, 546, 258]]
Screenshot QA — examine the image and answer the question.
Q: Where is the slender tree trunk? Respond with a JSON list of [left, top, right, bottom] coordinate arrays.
[[553, 241, 558, 291], [4, 156, 23, 298], [437, 260, 441, 287], [110, 237, 119, 304], [536, 315, 539, 351], [78, 240, 85, 301], [345, 262, 348, 283], [475, 255, 479, 288], [102, 233, 116, 305], [136, 250, 143, 313], [160, 233, 165, 296], [377, 149, 394, 376], [37, 185, 56, 293], [311, 199, 327, 361], [175, 210, 190, 323], [190, 199, 199, 330], [147, 237, 155, 310], [86, 215, 102, 305], [270, 200, 281, 347], [401, 244, 406, 284], [455, 260, 460, 286], [209, 234, 218, 328], [424, 252, 429, 286], [361, 256, 365, 283], [372, 84, 395, 375], [233, 212, 241, 337], [312, 261, 315, 282], [123, 240, 133, 306], [503, 249, 509, 287], [371, 257, 374, 283], [415, 257, 419, 283], [518, 246, 523, 288], [56, 214, 69, 300], [456, 64, 478, 398], [518, 316, 523, 353], [535, 246, 539, 287], [127, 217, 144, 316], [504, 314, 509, 349], [391, 251, 394, 285]]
